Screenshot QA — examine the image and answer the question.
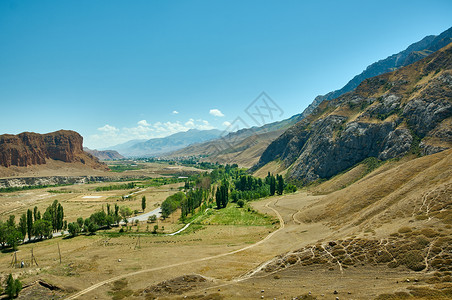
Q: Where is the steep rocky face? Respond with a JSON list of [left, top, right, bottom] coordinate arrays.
[[0, 130, 107, 169], [255, 43, 452, 184]]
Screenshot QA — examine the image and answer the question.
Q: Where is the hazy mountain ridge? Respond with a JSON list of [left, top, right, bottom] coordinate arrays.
[[111, 129, 223, 157], [101, 139, 147, 154], [83, 148, 125, 160], [254, 42, 452, 184]]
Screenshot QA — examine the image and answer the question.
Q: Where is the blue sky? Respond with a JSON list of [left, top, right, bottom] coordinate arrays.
[[1, 0, 451, 148]]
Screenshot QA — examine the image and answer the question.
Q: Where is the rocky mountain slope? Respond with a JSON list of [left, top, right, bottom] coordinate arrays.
[[0, 130, 107, 170], [254, 42, 452, 184], [83, 148, 124, 160], [300, 26, 452, 119]]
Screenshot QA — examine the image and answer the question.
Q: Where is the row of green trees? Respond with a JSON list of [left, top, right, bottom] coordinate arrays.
[[159, 164, 298, 222], [181, 189, 204, 218], [95, 182, 136, 191], [67, 203, 124, 236], [215, 171, 296, 209], [215, 182, 229, 208], [266, 173, 285, 196], [0, 200, 66, 250]]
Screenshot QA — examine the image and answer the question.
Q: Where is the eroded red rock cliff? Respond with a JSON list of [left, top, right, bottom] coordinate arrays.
[[0, 130, 107, 170]]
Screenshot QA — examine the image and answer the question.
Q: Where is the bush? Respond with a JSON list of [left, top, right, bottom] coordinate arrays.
[[376, 251, 393, 263], [420, 228, 438, 238], [284, 184, 297, 193], [161, 192, 186, 218], [400, 250, 425, 271], [67, 222, 80, 237], [147, 215, 157, 223], [5, 274, 22, 298], [87, 222, 98, 234], [237, 200, 245, 208], [398, 227, 412, 234]]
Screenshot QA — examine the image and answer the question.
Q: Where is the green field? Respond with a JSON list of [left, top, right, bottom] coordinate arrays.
[[197, 203, 276, 226]]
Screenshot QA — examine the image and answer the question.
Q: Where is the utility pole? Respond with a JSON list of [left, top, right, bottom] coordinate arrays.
[[10, 251, 17, 268], [57, 243, 62, 264], [134, 236, 141, 249], [31, 248, 38, 267]]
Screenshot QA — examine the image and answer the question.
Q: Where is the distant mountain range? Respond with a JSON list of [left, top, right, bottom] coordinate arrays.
[[166, 114, 302, 167], [107, 129, 223, 157], [83, 148, 125, 160]]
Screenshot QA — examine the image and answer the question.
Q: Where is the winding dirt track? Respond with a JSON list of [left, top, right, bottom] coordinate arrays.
[[65, 199, 285, 300]]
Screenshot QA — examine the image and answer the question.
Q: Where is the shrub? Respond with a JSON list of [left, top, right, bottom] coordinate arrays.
[[284, 184, 297, 193], [286, 255, 298, 265], [420, 228, 438, 238], [398, 227, 412, 234], [87, 222, 98, 234], [400, 250, 425, 271], [237, 200, 245, 208], [5, 274, 22, 298], [67, 222, 80, 237], [376, 251, 393, 263]]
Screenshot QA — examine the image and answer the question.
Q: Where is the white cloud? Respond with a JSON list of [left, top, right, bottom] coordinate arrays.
[[222, 121, 232, 127], [209, 109, 224, 117], [98, 124, 119, 133], [137, 120, 150, 126], [197, 120, 214, 130], [185, 118, 195, 127], [172, 110, 179, 114]]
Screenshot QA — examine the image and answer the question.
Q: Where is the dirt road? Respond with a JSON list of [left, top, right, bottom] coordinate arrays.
[[65, 192, 328, 300]]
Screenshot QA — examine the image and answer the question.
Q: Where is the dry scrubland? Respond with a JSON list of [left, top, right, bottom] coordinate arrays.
[[0, 152, 451, 299]]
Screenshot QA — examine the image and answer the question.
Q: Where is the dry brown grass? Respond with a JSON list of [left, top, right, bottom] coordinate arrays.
[[309, 163, 368, 195], [0, 181, 183, 223], [1, 147, 451, 299], [252, 160, 288, 178], [302, 149, 452, 230]]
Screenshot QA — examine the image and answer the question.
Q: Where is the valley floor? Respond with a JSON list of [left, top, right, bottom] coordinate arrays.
[[2, 191, 446, 300]]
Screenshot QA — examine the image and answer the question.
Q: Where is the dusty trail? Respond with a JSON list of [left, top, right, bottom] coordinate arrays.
[[65, 198, 285, 300]]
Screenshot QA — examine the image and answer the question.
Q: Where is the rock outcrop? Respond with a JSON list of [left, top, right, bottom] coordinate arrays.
[[0, 130, 107, 170], [254, 42, 452, 184]]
